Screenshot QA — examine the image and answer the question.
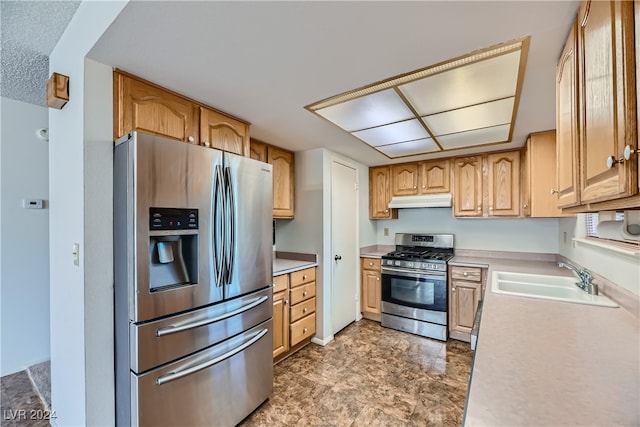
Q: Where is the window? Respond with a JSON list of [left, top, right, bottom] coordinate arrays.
[[585, 212, 640, 249]]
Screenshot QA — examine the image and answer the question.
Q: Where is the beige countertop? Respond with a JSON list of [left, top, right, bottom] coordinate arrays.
[[273, 251, 317, 276], [360, 244, 395, 258], [462, 257, 639, 426]]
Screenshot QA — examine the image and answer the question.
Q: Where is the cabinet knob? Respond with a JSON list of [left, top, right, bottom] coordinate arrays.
[[422, 185, 426, 189], [303, 307, 308, 313], [284, 299, 288, 305], [303, 291, 307, 296], [523, 204, 528, 208], [203, 140, 211, 148], [608, 145, 637, 168], [303, 327, 308, 333], [489, 206, 493, 211], [377, 277, 380, 281], [550, 189, 559, 195], [477, 205, 482, 211], [413, 186, 417, 189], [369, 262, 373, 266], [303, 275, 307, 280], [384, 209, 389, 213], [187, 136, 195, 143], [463, 272, 468, 276], [452, 287, 456, 292]]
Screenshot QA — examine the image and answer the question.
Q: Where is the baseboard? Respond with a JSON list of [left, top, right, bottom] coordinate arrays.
[[311, 335, 334, 346]]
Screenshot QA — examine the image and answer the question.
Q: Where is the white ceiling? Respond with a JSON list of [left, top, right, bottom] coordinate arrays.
[[88, 1, 579, 166]]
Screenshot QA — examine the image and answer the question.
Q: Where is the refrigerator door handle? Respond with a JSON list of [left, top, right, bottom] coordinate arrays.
[[155, 295, 269, 337], [213, 164, 226, 287], [155, 328, 269, 386], [223, 166, 235, 285]]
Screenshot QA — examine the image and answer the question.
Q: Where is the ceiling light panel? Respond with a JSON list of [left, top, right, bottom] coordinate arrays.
[[314, 89, 413, 132], [377, 138, 439, 158], [399, 51, 521, 116], [423, 97, 515, 136], [352, 119, 429, 147], [437, 124, 511, 150]]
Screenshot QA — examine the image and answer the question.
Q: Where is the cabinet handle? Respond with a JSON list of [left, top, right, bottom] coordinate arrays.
[[303, 291, 307, 297], [187, 136, 195, 143], [607, 145, 637, 169], [303, 327, 308, 333]]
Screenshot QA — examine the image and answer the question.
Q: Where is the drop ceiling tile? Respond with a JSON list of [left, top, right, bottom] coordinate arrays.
[[437, 124, 511, 149], [315, 88, 413, 131], [423, 97, 515, 136], [399, 50, 521, 116], [353, 119, 429, 147], [376, 138, 439, 158]]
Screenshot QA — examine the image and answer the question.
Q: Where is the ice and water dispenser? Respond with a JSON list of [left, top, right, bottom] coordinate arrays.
[[148, 207, 198, 292]]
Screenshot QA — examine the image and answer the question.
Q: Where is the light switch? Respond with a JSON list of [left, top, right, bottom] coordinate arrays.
[[384, 228, 389, 236], [72, 243, 80, 266]]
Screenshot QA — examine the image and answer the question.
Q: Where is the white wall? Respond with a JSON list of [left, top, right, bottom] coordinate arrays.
[[276, 148, 375, 342], [0, 97, 50, 376], [375, 208, 560, 253], [48, 2, 127, 425], [559, 215, 640, 295]]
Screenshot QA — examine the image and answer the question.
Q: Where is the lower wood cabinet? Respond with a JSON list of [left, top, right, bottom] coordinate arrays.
[[449, 265, 485, 342], [360, 257, 382, 321], [273, 266, 317, 361]]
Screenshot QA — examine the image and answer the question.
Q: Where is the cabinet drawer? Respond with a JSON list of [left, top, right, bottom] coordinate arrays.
[[273, 274, 289, 293], [290, 297, 316, 323], [290, 267, 315, 287], [290, 312, 316, 346], [361, 258, 381, 271], [290, 282, 316, 305], [451, 266, 482, 282]]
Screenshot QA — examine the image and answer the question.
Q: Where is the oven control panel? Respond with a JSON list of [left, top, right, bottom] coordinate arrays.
[[382, 258, 446, 272]]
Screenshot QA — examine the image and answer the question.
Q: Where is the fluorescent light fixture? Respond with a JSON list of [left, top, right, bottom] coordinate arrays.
[[306, 37, 529, 159]]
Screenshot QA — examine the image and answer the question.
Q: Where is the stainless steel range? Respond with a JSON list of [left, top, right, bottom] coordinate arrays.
[[381, 233, 454, 341]]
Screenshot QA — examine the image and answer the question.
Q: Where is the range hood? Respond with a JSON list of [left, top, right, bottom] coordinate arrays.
[[388, 193, 452, 209]]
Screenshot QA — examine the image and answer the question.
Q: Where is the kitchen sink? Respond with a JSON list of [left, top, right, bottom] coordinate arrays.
[[491, 271, 619, 308]]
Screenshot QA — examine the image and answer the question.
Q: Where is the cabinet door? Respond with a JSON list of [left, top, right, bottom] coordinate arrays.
[[361, 269, 381, 315], [272, 290, 289, 359], [450, 280, 481, 334], [578, 0, 637, 203], [528, 131, 567, 217], [200, 107, 249, 156], [419, 159, 450, 194], [487, 151, 520, 217], [369, 166, 397, 219], [453, 157, 483, 217], [391, 163, 418, 196], [114, 72, 199, 143], [268, 146, 295, 218], [556, 21, 581, 208], [249, 139, 267, 162]]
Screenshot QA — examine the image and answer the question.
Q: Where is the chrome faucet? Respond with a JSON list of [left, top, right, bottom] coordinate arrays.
[[558, 262, 598, 295]]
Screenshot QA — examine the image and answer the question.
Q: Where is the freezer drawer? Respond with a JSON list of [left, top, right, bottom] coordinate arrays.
[[131, 287, 272, 373], [131, 319, 273, 427]]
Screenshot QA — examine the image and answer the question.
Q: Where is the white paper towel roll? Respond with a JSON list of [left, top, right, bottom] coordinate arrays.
[[597, 220, 640, 241]]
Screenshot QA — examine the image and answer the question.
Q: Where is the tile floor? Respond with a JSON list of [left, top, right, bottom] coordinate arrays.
[[0, 371, 50, 427], [240, 319, 473, 427]]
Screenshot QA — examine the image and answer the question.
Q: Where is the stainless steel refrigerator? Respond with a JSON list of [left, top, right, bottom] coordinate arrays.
[[114, 131, 273, 426]]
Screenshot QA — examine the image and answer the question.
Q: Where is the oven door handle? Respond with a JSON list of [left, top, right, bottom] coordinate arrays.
[[381, 266, 446, 281]]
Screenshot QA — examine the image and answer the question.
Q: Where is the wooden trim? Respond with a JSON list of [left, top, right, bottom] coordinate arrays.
[[46, 72, 69, 109], [561, 194, 640, 213]]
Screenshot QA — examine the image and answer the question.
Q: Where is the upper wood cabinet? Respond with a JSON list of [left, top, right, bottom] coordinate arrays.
[[269, 146, 295, 218], [577, 0, 637, 204], [556, 20, 581, 208], [114, 71, 252, 157], [369, 166, 398, 219], [114, 72, 199, 143], [453, 156, 483, 217], [390, 159, 450, 197], [249, 139, 295, 218], [453, 152, 520, 218], [419, 159, 450, 194], [522, 131, 569, 217], [487, 151, 521, 217], [200, 107, 249, 156], [391, 163, 419, 196]]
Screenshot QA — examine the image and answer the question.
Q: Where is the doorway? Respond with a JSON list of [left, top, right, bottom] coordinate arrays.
[[330, 160, 358, 335]]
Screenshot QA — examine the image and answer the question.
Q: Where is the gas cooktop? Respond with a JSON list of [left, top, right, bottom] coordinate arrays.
[[381, 233, 454, 271]]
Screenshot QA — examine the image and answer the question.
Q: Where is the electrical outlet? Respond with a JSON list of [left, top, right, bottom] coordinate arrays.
[[72, 243, 80, 266], [563, 232, 567, 244], [384, 228, 389, 236]]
